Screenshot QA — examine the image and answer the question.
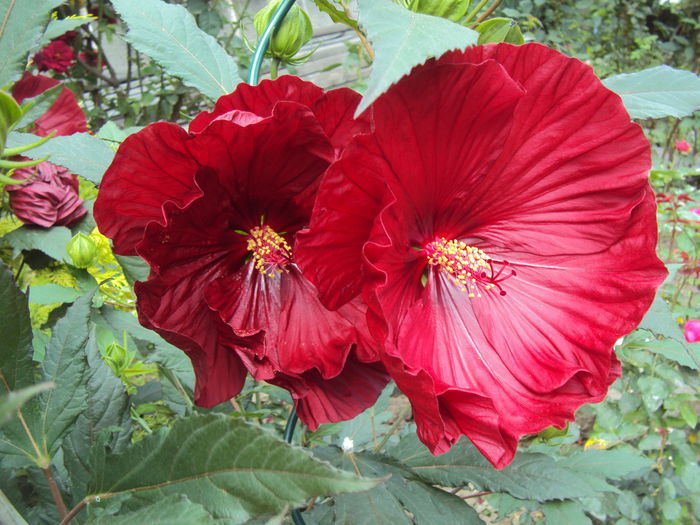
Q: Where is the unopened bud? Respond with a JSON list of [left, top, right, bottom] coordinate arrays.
[[254, 0, 313, 61], [66, 232, 97, 268]]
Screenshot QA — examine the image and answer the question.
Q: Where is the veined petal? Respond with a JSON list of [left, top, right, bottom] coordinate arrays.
[[93, 122, 201, 255]]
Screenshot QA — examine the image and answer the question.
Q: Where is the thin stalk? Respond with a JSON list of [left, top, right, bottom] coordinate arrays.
[[43, 466, 68, 521], [473, 0, 503, 25], [342, 0, 374, 59], [270, 57, 281, 79], [374, 403, 411, 453], [463, 0, 490, 24]]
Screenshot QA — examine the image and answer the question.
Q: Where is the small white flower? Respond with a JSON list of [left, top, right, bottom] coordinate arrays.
[[342, 437, 354, 453]]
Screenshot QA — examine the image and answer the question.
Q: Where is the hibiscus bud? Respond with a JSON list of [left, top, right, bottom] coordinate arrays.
[[5, 162, 87, 228], [0, 90, 22, 155], [254, 0, 313, 61], [403, 0, 470, 21], [66, 232, 98, 268], [103, 342, 134, 376]]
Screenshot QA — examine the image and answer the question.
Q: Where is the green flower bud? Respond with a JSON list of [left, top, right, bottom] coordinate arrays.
[[103, 342, 134, 376], [0, 90, 22, 156], [254, 0, 313, 61], [406, 0, 470, 22], [66, 232, 98, 268]]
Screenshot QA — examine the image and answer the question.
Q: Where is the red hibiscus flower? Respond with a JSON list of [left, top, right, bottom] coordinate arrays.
[[296, 43, 667, 468], [93, 76, 388, 427], [685, 320, 700, 343], [6, 73, 88, 227], [675, 140, 691, 153], [32, 40, 75, 74]]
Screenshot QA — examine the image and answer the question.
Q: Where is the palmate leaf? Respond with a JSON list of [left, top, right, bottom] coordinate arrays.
[[355, 0, 478, 115], [91, 495, 213, 524], [602, 65, 700, 119], [390, 435, 595, 502], [0, 292, 92, 467], [6, 131, 115, 184], [0, 260, 34, 392], [0, 383, 53, 428], [309, 447, 483, 525], [87, 414, 379, 523], [0, 0, 64, 87], [0, 489, 29, 525], [111, 0, 241, 101], [4, 224, 73, 262]]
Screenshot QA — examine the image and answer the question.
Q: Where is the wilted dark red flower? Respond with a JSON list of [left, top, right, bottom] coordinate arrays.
[[32, 40, 75, 73], [94, 76, 388, 426], [6, 163, 86, 227], [6, 73, 88, 227], [297, 43, 667, 468]]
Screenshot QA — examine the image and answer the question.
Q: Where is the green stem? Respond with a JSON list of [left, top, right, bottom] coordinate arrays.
[[464, 0, 490, 24], [375, 404, 412, 453], [270, 58, 281, 80]]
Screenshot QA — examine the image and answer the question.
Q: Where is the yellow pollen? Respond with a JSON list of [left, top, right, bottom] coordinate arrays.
[[246, 225, 292, 277], [424, 237, 518, 297]]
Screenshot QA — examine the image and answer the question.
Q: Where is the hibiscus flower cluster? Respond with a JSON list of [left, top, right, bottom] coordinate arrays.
[[94, 43, 666, 468]]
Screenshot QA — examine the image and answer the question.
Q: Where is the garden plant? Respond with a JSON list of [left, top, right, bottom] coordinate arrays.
[[0, 0, 699, 524]]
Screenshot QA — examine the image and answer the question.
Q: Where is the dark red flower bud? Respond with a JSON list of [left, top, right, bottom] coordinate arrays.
[[32, 40, 75, 74], [6, 162, 86, 228]]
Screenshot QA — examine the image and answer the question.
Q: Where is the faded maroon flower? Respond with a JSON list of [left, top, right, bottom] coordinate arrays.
[[94, 76, 388, 427], [675, 140, 691, 153], [6, 73, 88, 227], [685, 320, 700, 343], [6, 163, 86, 227], [32, 40, 75, 73], [297, 43, 667, 468]]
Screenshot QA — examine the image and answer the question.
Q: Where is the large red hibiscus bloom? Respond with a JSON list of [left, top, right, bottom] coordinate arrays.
[[94, 76, 388, 427], [296, 43, 667, 468]]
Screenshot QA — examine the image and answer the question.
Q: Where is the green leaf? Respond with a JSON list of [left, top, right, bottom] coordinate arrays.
[[557, 449, 653, 480], [114, 254, 150, 285], [29, 284, 81, 305], [637, 294, 700, 369], [111, 0, 241, 100], [0, 489, 29, 525], [542, 500, 591, 525], [87, 414, 379, 522], [0, 260, 34, 391], [680, 403, 698, 428], [97, 121, 144, 145], [356, 0, 478, 115], [0, 0, 64, 87], [475, 18, 524, 45], [679, 462, 700, 493], [391, 435, 595, 501], [637, 376, 669, 412], [0, 382, 53, 428], [14, 84, 62, 131], [602, 65, 700, 119], [310, 446, 483, 525], [6, 131, 115, 184], [311, 0, 359, 29], [40, 15, 94, 45], [91, 495, 214, 524], [4, 224, 72, 261], [63, 331, 132, 504]]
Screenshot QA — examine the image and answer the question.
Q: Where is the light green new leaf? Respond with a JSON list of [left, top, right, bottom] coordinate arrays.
[[638, 294, 700, 369], [0, 0, 64, 87], [356, 0, 478, 115], [311, 0, 359, 29], [602, 65, 700, 119], [111, 0, 241, 100], [6, 132, 114, 184], [87, 414, 379, 523], [310, 446, 483, 525], [392, 435, 595, 501]]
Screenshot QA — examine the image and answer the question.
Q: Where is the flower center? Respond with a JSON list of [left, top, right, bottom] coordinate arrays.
[[246, 225, 292, 277], [424, 238, 515, 298]]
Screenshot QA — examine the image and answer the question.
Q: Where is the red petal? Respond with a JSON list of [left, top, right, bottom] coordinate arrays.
[[93, 122, 201, 255], [12, 72, 87, 137], [310, 87, 370, 157], [188, 76, 324, 133]]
